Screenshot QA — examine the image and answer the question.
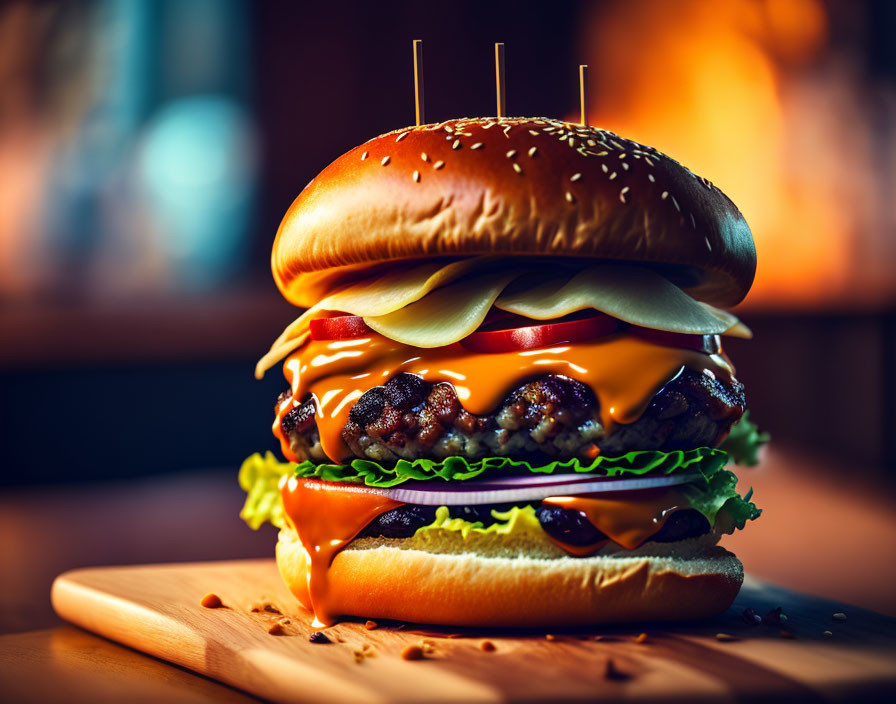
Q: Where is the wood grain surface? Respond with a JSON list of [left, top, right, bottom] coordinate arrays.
[[51, 559, 896, 703]]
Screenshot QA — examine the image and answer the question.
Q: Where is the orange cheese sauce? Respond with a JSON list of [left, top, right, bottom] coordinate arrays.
[[542, 488, 687, 552], [273, 332, 734, 463], [280, 477, 403, 626], [280, 479, 697, 626]]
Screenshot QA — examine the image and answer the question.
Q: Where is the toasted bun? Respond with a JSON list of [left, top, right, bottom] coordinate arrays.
[[273, 117, 755, 308], [275, 530, 744, 627]]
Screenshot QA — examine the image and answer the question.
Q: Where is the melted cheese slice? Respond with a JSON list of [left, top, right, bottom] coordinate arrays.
[[364, 269, 528, 347], [496, 265, 752, 338], [256, 258, 748, 378]]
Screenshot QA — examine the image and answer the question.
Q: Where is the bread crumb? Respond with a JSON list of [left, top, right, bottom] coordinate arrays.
[[401, 645, 425, 661], [267, 622, 285, 635], [634, 633, 648, 644], [604, 658, 631, 681], [200, 593, 223, 608], [309, 631, 331, 644], [715, 633, 736, 642], [365, 620, 379, 630], [480, 640, 496, 652], [353, 650, 364, 663]]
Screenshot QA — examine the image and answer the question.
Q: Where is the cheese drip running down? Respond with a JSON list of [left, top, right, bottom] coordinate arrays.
[[273, 331, 735, 463], [280, 478, 696, 626]]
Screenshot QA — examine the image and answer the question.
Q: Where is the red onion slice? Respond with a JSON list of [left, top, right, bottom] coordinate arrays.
[[376, 472, 701, 506]]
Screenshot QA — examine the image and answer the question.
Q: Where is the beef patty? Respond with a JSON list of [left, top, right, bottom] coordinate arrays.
[[277, 369, 745, 463]]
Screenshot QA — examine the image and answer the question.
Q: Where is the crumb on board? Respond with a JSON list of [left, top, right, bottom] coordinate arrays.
[[480, 640, 496, 652], [353, 650, 364, 664], [365, 620, 379, 630], [604, 658, 631, 681], [715, 633, 736, 642], [267, 622, 285, 636], [309, 631, 331, 644], [741, 607, 762, 625], [544, 634, 556, 641], [200, 593, 224, 609], [401, 645, 425, 661], [634, 633, 648, 644], [249, 602, 281, 614]]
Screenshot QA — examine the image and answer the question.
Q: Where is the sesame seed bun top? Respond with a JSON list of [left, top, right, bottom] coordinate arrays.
[[272, 117, 756, 308]]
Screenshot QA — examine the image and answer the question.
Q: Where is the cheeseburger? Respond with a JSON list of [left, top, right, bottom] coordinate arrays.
[[240, 117, 765, 628]]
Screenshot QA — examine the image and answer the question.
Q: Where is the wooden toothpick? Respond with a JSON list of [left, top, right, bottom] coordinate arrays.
[[413, 39, 424, 126], [495, 43, 506, 118], [579, 64, 589, 126]]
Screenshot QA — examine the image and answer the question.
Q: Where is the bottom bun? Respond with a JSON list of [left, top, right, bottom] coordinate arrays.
[[275, 529, 744, 627]]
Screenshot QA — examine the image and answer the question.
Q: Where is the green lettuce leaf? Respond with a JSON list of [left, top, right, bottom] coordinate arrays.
[[292, 447, 730, 488], [681, 469, 761, 528], [238, 451, 291, 530], [237, 449, 760, 534], [718, 412, 769, 467]]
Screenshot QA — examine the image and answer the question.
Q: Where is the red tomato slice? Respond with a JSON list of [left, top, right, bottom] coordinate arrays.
[[309, 315, 371, 341], [630, 327, 721, 354], [461, 314, 619, 353]]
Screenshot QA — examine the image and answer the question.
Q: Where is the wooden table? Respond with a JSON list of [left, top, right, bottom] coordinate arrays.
[[1, 448, 895, 702]]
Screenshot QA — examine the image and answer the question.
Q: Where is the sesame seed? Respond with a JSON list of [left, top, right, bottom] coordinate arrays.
[[833, 612, 847, 621], [570, 173, 582, 182], [565, 191, 575, 203], [661, 191, 669, 199], [381, 156, 391, 166], [619, 186, 630, 203], [506, 149, 517, 158], [705, 237, 712, 251], [671, 195, 680, 211], [568, 137, 575, 147], [619, 153, 627, 159], [644, 157, 655, 167], [413, 170, 420, 182], [433, 161, 445, 170], [622, 162, 630, 171], [609, 172, 617, 180], [512, 163, 523, 174], [421, 152, 429, 162], [587, 139, 596, 147], [471, 142, 484, 150], [529, 130, 539, 136], [503, 125, 512, 136], [690, 213, 696, 228], [528, 147, 538, 157], [596, 151, 609, 157], [601, 164, 608, 173], [647, 174, 655, 182], [444, 125, 454, 133], [452, 139, 461, 150], [361, 151, 369, 161], [396, 132, 409, 142]]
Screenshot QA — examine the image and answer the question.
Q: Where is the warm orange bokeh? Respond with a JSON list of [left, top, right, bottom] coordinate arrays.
[[580, 0, 891, 309]]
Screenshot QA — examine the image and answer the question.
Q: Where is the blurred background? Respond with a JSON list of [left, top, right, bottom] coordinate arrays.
[[1, 0, 895, 631]]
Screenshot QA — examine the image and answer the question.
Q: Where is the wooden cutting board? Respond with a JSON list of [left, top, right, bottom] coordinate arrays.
[[52, 559, 896, 703]]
